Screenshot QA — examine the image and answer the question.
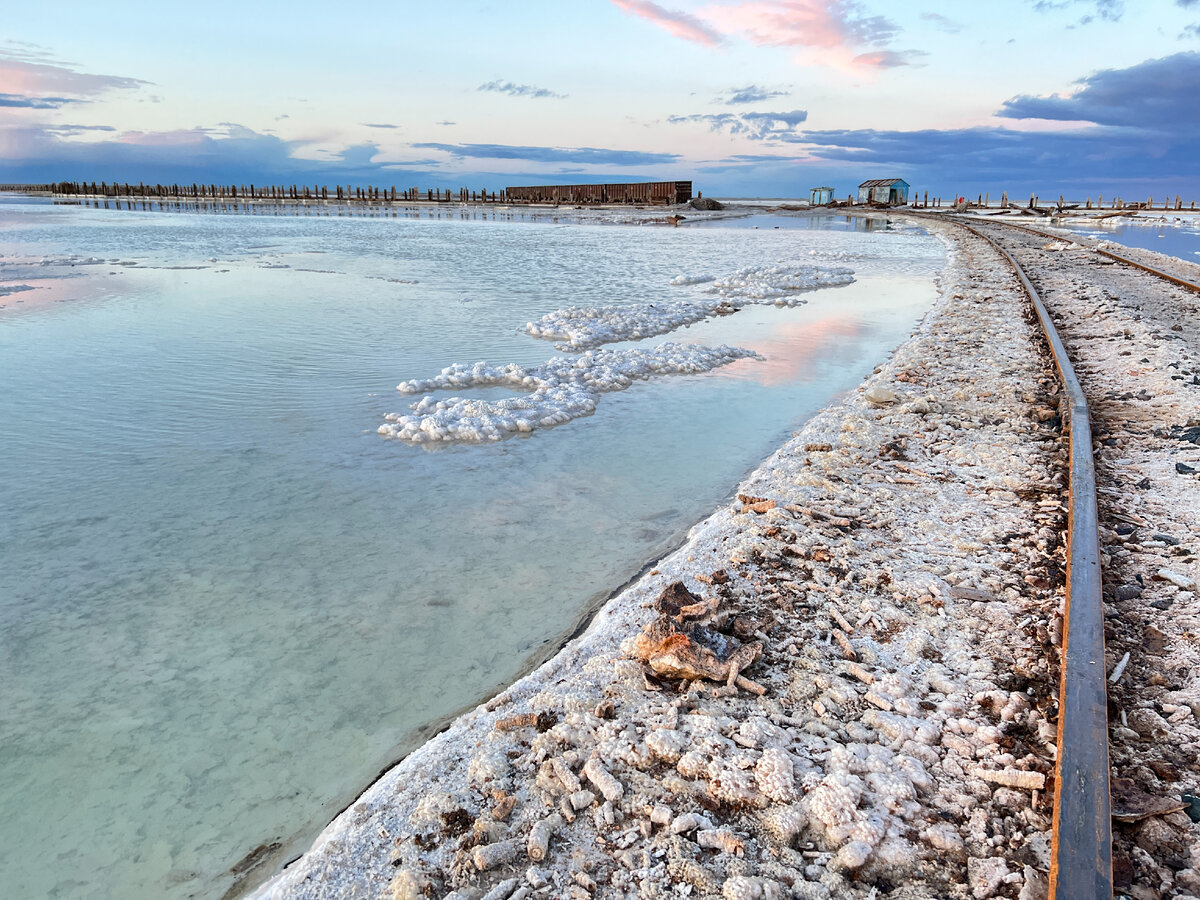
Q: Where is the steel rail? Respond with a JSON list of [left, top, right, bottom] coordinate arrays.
[[906, 212, 1113, 899]]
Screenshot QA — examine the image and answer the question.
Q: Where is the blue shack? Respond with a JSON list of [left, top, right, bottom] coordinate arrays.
[[857, 178, 909, 205], [809, 186, 834, 206]]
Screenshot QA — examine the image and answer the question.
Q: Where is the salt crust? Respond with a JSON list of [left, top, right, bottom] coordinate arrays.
[[256, 216, 1064, 900], [525, 265, 853, 350], [378, 343, 761, 443]]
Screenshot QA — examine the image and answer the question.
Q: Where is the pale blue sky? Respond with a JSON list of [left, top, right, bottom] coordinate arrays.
[[3, 0, 1198, 197]]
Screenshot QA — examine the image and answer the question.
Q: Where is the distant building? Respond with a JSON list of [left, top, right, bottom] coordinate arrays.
[[810, 186, 834, 206], [857, 178, 909, 205], [504, 181, 692, 205]]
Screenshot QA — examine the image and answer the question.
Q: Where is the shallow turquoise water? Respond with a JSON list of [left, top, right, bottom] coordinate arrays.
[[0, 199, 942, 899]]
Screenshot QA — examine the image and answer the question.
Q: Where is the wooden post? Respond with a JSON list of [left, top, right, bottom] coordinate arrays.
[[1001, 191, 1008, 207], [984, 192, 989, 207], [1176, 195, 1182, 210], [1029, 192, 1035, 209]]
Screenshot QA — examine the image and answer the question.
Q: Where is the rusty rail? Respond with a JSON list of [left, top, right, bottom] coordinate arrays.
[[909, 212, 1113, 899]]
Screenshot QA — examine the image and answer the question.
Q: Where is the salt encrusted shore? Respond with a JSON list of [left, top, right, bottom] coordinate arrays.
[[252, 220, 1069, 900]]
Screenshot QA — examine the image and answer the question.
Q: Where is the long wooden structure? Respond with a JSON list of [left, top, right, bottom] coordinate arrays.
[[503, 181, 692, 205]]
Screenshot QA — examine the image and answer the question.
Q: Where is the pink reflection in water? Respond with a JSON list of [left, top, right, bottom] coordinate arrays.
[[722, 313, 867, 386]]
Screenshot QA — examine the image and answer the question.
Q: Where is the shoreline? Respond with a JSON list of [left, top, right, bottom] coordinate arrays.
[[248, 216, 1072, 899]]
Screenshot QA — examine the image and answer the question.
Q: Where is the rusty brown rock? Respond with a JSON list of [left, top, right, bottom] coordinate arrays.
[[737, 493, 776, 514], [631, 607, 762, 686]]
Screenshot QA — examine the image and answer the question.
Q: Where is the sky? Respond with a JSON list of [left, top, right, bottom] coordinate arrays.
[[2, 0, 1198, 198]]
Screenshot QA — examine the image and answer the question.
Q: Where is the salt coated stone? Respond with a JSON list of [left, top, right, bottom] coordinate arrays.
[[806, 774, 862, 827], [830, 812, 886, 848], [755, 749, 797, 803], [389, 866, 439, 900], [833, 840, 873, 870], [670, 812, 712, 834], [646, 728, 688, 763], [583, 757, 624, 802], [708, 764, 761, 806], [723, 875, 764, 900], [668, 857, 720, 893], [677, 750, 710, 779], [864, 387, 898, 405], [759, 804, 806, 845], [967, 856, 1011, 899]]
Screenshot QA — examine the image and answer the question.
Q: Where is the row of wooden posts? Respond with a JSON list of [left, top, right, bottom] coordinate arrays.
[[67, 198, 516, 218], [47, 181, 507, 203], [20, 182, 1200, 212], [914, 190, 1196, 211]]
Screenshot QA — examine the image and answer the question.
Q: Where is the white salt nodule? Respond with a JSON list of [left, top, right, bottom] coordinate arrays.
[[524, 264, 854, 351], [380, 343, 761, 444], [703, 264, 854, 303], [525, 300, 720, 350]]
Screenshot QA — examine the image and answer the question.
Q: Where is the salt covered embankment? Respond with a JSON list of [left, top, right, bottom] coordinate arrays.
[[253, 219, 1068, 900]]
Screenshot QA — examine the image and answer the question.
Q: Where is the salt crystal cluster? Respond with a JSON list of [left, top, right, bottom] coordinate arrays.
[[525, 263, 854, 350], [379, 343, 760, 443], [702, 264, 854, 303], [525, 299, 722, 350], [754, 749, 797, 803]]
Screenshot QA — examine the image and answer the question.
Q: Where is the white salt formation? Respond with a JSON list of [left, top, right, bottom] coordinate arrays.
[[702, 263, 854, 303], [524, 299, 726, 350], [526, 264, 854, 350], [379, 343, 761, 443]]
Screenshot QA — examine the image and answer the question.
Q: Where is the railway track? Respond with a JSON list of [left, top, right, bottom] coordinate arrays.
[[958, 215, 1200, 297], [908, 211, 1200, 898]]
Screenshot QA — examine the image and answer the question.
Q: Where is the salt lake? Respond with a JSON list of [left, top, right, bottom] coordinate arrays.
[[0, 198, 942, 898]]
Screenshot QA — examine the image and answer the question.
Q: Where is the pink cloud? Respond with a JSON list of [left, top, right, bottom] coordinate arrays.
[[703, 1, 853, 49], [610, 0, 725, 46], [611, 0, 908, 72]]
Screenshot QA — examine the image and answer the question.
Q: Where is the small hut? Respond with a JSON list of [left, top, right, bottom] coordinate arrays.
[[856, 178, 909, 205], [810, 186, 834, 206]]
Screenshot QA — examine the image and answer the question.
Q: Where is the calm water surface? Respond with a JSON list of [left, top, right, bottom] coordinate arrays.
[[1059, 217, 1200, 263], [0, 199, 942, 898]]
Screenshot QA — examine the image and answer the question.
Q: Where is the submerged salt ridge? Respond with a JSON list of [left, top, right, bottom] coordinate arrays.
[[378, 343, 762, 443], [527, 264, 854, 351]]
